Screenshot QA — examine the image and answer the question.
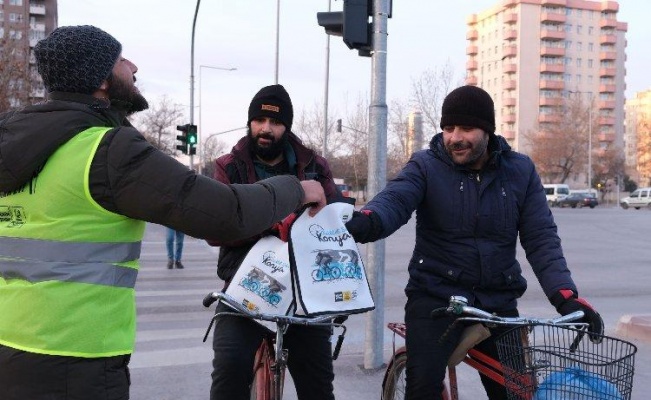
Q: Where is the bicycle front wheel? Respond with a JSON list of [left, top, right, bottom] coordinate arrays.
[[382, 350, 407, 400]]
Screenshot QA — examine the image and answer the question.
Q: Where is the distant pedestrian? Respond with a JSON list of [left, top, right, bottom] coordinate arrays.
[[166, 228, 185, 269]]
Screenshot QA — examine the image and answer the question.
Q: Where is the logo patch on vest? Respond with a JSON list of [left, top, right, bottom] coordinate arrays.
[[261, 104, 280, 113]]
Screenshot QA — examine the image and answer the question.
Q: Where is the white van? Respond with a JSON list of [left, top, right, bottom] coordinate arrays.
[[543, 184, 570, 207], [620, 187, 651, 210]]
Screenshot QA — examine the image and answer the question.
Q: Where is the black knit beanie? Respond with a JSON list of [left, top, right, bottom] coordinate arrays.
[[247, 84, 294, 131], [440, 85, 496, 134], [34, 25, 122, 94]]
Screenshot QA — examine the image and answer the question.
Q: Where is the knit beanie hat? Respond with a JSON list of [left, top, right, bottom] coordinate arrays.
[[440, 85, 496, 134], [248, 84, 294, 131], [34, 25, 122, 94]]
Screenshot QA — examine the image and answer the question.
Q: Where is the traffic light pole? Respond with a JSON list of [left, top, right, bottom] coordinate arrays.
[[364, 0, 389, 370], [188, 0, 202, 171]]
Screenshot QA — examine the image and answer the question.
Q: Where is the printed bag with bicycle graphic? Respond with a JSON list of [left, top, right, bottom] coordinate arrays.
[[289, 202, 375, 316]]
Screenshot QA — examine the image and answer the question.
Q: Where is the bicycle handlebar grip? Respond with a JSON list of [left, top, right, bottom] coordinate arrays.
[[430, 307, 449, 319], [203, 292, 218, 308], [332, 334, 345, 360]]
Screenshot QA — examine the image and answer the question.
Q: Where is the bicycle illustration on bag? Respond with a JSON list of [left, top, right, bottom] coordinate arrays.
[[311, 249, 363, 282], [238, 267, 286, 307]]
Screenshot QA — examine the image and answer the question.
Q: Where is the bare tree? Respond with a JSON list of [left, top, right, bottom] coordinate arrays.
[[200, 137, 229, 177], [636, 117, 651, 186], [410, 61, 459, 138], [592, 146, 626, 200], [524, 95, 593, 183], [0, 36, 34, 112], [293, 100, 348, 158], [132, 96, 184, 155]]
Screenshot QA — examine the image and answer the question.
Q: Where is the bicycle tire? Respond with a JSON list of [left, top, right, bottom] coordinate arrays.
[[382, 350, 407, 400]]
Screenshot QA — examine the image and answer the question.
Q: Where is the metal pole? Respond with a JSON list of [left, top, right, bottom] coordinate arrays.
[[588, 92, 592, 191], [190, 0, 202, 171], [322, 0, 331, 158], [364, 0, 389, 370], [274, 0, 280, 84]]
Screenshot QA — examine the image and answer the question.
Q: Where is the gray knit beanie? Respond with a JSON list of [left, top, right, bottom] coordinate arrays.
[[34, 25, 122, 94]]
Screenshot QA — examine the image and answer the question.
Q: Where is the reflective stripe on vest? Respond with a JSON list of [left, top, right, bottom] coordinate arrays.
[[0, 237, 139, 287]]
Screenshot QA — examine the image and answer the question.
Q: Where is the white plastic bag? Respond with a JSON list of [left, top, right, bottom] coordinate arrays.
[[225, 235, 294, 331], [289, 202, 375, 316]]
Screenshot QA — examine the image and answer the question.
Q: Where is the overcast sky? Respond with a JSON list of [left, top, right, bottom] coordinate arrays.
[[57, 0, 650, 149]]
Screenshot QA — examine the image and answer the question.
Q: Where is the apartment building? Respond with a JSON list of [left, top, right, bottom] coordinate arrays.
[[465, 0, 627, 159], [0, 0, 57, 105], [624, 89, 651, 185]]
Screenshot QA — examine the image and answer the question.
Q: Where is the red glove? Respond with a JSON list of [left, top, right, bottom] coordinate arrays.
[[270, 213, 298, 242], [550, 289, 604, 344]]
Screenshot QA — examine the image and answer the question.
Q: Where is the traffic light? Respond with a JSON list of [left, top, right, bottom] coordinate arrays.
[[317, 0, 372, 57], [336, 119, 342, 133], [187, 124, 197, 155], [176, 124, 189, 154]]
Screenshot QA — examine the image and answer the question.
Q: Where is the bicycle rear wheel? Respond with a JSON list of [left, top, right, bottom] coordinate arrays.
[[382, 350, 407, 400]]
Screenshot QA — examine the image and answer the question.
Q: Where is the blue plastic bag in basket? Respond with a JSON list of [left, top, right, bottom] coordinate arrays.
[[535, 367, 622, 400]]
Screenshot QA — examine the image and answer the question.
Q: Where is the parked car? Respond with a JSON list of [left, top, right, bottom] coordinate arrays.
[[557, 193, 599, 209], [543, 184, 570, 206], [620, 187, 651, 210]]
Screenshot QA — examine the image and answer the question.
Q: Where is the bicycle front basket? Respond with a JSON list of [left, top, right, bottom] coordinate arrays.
[[495, 324, 637, 400]]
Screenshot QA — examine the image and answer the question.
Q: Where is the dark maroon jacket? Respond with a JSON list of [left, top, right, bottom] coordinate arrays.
[[209, 132, 339, 282]]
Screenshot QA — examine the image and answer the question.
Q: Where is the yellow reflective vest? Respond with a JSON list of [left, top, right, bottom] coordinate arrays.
[[0, 126, 145, 358]]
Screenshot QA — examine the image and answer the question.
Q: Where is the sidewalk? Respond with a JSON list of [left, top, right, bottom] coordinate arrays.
[[616, 314, 651, 342]]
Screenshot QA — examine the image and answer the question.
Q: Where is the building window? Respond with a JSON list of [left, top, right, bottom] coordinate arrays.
[[565, 40, 572, 49], [576, 74, 582, 84], [9, 13, 23, 22], [565, 24, 573, 33], [588, 42, 594, 52], [576, 58, 582, 67], [9, 0, 22, 5], [588, 26, 594, 35], [588, 59, 593, 68], [577, 25, 582, 34], [577, 42, 582, 51]]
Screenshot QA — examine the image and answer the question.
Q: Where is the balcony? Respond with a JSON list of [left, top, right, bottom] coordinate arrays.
[[466, 30, 478, 40], [502, 0, 518, 7], [541, 13, 566, 23], [502, 114, 516, 123], [539, 114, 561, 123], [540, 47, 565, 57], [599, 51, 617, 61], [29, 4, 46, 15], [466, 76, 478, 85], [599, 67, 616, 77], [504, 30, 517, 40], [503, 97, 516, 106], [598, 116, 615, 125], [502, 130, 516, 139], [598, 132, 615, 142], [466, 60, 478, 70], [29, 23, 46, 32], [539, 97, 563, 106], [600, 19, 617, 29], [504, 80, 517, 90], [504, 13, 518, 24], [541, 29, 565, 40], [467, 14, 478, 25], [599, 84, 616, 93], [601, 1, 619, 12], [539, 80, 564, 90], [598, 100, 616, 109], [540, 64, 564, 73], [503, 45, 517, 57], [541, 0, 566, 5], [466, 45, 478, 55], [504, 63, 517, 74], [600, 34, 617, 44]]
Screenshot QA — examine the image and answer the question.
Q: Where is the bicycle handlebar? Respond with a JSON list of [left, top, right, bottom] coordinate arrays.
[[203, 291, 348, 326], [432, 295, 587, 327]]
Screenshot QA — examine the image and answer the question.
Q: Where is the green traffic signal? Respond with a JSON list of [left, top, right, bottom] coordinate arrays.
[[187, 124, 198, 146]]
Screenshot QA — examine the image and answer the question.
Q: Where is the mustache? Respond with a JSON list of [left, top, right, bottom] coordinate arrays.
[[448, 142, 470, 151], [257, 132, 275, 141]]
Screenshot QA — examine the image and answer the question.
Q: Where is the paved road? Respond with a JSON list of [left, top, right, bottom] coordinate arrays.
[[130, 207, 650, 399]]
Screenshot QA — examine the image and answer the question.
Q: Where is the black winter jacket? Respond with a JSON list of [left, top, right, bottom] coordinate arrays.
[[0, 92, 304, 241], [363, 133, 577, 311]]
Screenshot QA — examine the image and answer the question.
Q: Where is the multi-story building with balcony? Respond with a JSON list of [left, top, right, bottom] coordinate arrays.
[[0, 0, 57, 106], [465, 0, 627, 159], [624, 89, 651, 185]]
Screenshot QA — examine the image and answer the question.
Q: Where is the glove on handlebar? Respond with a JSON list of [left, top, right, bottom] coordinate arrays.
[[269, 212, 298, 242], [550, 289, 604, 344], [344, 210, 383, 244]]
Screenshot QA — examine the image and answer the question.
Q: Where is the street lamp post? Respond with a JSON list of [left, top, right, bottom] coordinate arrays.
[[198, 65, 237, 172]]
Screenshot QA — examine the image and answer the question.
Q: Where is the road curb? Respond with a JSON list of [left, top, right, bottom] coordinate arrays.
[[615, 314, 651, 342]]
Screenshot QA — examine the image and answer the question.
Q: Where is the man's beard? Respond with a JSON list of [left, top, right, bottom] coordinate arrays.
[[445, 133, 489, 167], [247, 127, 288, 162], [106, 73, 149, 115]]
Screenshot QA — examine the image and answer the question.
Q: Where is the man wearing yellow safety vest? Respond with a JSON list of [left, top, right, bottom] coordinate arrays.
[[0, 25, 326, 400]]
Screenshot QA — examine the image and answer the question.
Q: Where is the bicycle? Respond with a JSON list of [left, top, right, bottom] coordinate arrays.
[[382, 295, 637, 400], [203, 291, 348, 400]]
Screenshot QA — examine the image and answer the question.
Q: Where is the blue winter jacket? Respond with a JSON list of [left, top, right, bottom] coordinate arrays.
[[364, 133, 576, 310]]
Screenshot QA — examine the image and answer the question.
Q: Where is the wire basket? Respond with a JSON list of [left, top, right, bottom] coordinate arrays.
[[496, 324, 637, 400]]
